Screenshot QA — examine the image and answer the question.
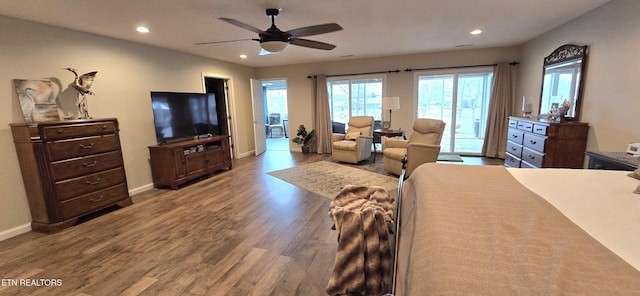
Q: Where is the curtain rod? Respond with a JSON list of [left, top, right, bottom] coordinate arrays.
[[307, 61, 518, 79]]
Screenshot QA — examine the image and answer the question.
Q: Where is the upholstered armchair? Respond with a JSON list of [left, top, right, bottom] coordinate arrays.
[[332, 116, 374, 164], [383, 118, 446, 175]]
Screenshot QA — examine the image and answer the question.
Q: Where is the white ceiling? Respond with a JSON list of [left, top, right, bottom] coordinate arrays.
[[0, 0, 610, 68]]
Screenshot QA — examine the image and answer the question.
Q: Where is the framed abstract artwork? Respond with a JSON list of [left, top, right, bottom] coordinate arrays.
[[14, 79, 60, 123]]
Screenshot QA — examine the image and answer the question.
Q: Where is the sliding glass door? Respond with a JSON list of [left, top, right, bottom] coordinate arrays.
[[416, 68, 493, 154]]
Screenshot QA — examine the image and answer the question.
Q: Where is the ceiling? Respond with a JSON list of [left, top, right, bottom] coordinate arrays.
[[0, 0, 610, 68]]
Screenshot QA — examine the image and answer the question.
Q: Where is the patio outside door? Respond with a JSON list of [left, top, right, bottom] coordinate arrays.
[[416, 68, 493, 155]]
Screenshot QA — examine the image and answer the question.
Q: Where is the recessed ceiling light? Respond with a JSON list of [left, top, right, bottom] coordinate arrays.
[[136, 26, 150, 33], [470, 29, 482, 35], [240, 54, 247, 59]]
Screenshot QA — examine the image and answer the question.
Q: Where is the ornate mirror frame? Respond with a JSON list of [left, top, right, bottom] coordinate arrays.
[[539, 44, 588, 121]]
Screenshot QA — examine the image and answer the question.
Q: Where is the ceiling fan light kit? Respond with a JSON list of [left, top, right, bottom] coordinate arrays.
[[198, 8, 342, 54], [260, 40, 289, 53]]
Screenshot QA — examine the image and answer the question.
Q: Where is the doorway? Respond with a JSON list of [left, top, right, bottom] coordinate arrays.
[[262, 79, 289, 151], [203, 75, 236, 159]]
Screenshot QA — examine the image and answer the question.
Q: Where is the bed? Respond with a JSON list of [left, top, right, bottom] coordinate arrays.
[[392, 163, 640, 295]]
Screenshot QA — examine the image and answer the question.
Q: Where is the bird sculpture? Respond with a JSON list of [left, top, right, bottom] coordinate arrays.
[[65, 68, 97, 119]]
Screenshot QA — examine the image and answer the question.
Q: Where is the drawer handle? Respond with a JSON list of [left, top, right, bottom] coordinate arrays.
[[511, 134, 518, 138], [57, 129, 64, 134], [528, 155, 535, 160], [536, 128, 543, 131], [530, 140, 537, 144], [102, 125, 107, 129], [90, 195, 104, 203], [85, 178, 101, 185], [83, 161, 98, 167], [79, 142, 95, 149], [511, 147, 517, 151]]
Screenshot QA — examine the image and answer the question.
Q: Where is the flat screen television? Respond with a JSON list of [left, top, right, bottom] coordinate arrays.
[[150, 91, 220, 144]]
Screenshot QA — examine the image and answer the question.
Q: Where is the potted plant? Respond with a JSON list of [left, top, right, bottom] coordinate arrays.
[[291, 124, 315, 153]]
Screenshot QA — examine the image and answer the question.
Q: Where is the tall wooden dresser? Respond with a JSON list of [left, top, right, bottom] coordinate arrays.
[[10, 118, 132, 233], [504, 116, 589, 168]]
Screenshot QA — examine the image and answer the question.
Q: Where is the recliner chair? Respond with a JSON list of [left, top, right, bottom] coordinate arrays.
[[383, 118, 446, 175], [332, 116, 374, 164]]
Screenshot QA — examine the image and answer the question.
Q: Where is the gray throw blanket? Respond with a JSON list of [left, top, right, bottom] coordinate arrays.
[[326, 185, 394, 296]]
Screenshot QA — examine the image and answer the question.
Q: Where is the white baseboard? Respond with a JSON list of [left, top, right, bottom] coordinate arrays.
[[0, 223, 32, 242], [129, 183, 154, 196], [237, 150, 255, 158]]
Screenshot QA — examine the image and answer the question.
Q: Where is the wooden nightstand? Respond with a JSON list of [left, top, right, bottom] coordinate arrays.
[[586, 151, 639, 171]]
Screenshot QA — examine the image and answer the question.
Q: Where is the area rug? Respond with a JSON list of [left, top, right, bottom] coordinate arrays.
[[267, 161, 398, 200], [437, 154, 464, 162]]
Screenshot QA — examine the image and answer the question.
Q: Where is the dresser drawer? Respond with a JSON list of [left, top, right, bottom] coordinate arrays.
[[522, 147, 545, 168], [507, 128, 524, 145], [523, 133, 546, 152], [42, 121, 117, 140], [55, 167, 126, 201], [506, 141, 523, 158], [516, 121, 533, 132], [504, 153, 521, 168], [532, 124, 548, 136], [59, 184, 128, 220], [520, 161, 538, 169], [47, 134, 120, 161], [50, 151, 124, 181]]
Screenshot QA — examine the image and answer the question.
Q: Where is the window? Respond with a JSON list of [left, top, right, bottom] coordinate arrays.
[[327, 76, 384, 125], [416, 68, 493, 154]]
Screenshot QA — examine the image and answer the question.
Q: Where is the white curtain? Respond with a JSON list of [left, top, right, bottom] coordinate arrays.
[[482, 62, 512, 158], [314, 74, 332, 154]]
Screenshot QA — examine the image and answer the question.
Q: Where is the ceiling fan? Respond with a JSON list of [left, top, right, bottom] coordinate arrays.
[[196, 8, 342, 54]]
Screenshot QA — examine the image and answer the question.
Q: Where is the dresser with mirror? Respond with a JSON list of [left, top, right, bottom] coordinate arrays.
[[506, 44, 590, 168]]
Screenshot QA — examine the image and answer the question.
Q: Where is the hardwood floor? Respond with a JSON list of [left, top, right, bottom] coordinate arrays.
[[0, 151, 502, 295]]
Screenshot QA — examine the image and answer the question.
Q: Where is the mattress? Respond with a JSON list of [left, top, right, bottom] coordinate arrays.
[[508, 167, 640, 271], [394, 163, 640, 295]]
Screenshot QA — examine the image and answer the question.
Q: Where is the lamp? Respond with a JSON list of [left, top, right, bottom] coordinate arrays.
[[260, 41, 289, 53], [522, 96, 533, 118], [382, 96, 400, 130]]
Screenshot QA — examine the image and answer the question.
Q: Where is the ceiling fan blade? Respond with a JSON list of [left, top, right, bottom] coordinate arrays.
[[287, 23, 342, 38], [289, 38, 336, 50], [195, 38, 256, 45], [218, 17, 268, 34]]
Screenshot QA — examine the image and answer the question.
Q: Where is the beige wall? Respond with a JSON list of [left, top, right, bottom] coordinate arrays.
[[256, 46, 520, 149], [517, 0, 640, 151], [0, 16, 256, 237]]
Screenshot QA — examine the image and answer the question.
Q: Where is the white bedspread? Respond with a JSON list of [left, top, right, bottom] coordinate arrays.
[[508, 168, 640, 271]]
